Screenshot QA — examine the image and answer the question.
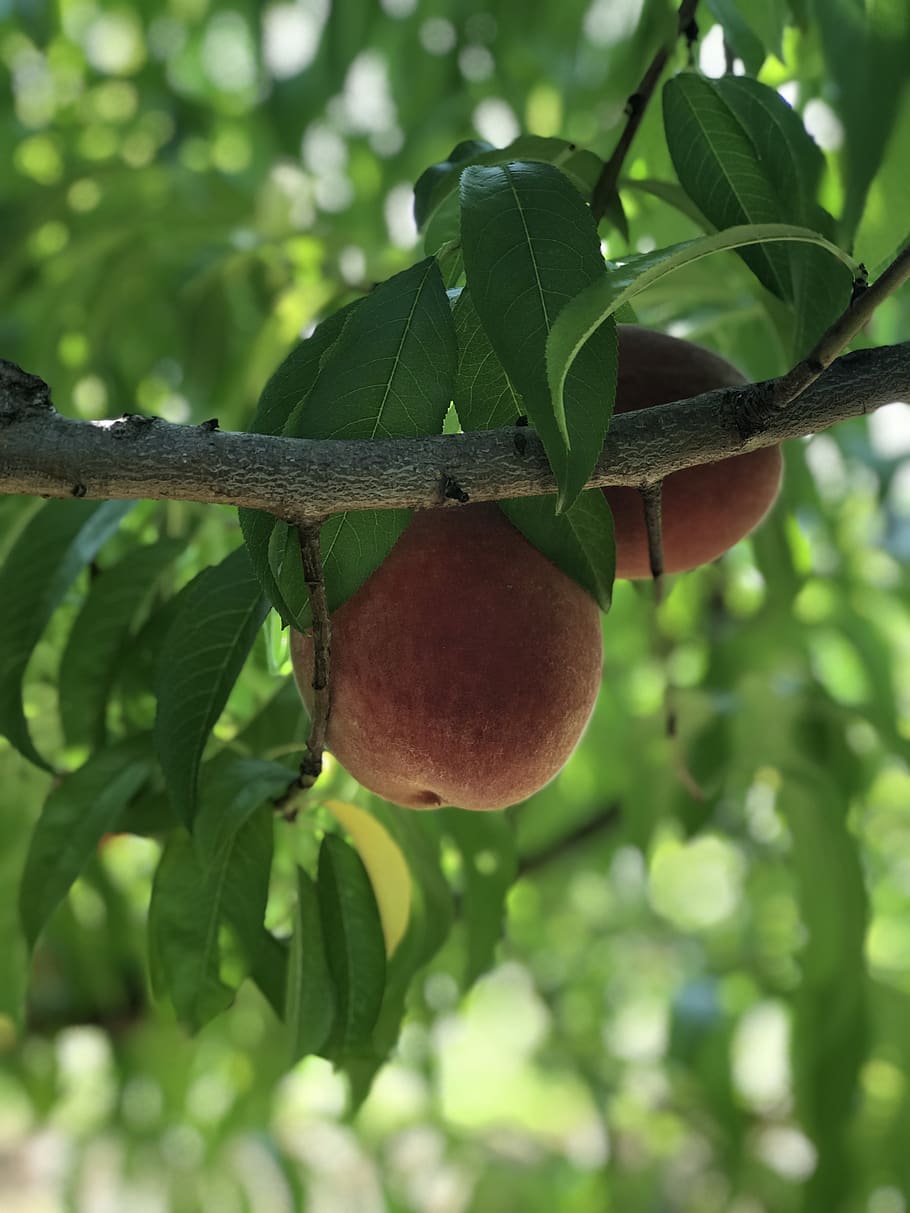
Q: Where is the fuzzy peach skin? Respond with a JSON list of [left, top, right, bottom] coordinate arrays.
[[606, 326, 783, 579], [291, 503, 603, 811]]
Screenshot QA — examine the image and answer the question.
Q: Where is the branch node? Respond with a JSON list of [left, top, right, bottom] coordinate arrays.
[[442, 474, 470, 503]]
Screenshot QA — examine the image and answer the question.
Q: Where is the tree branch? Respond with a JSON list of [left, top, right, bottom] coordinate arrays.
[[591, 0, 699, 224], [0, 343, 908, 516]]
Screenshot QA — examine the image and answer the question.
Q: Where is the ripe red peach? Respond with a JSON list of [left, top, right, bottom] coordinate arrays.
[[291, 504, 603, 810]]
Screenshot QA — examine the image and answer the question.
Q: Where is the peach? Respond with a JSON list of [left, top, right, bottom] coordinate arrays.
[[291, 504, 603, 810], [606, 325, 783, 578]]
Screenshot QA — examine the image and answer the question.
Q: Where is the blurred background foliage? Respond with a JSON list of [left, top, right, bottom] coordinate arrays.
[[1, 0, 910, 1211]]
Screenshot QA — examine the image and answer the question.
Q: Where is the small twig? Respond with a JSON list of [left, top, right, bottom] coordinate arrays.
[[298, 522, 332, 781], [640, 481, 666, 603], [591, 0, 700, 224], [759, 242, 910, 413], [275, 519, 332, 820]]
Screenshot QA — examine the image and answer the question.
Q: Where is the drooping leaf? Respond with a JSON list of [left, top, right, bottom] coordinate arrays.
[[460, 161, 617, 512], [286, 868, 336, 1061], [452, 289, 614, 608], [155, 547, 269, 828], [317, 832, 386, 1053], [148, 804, 273, 1033], [18, 735, 155, 950], [0, 499, 134, 769], [58, 539, 183, 749], [546, 223, 856, 421], [501, 492, 615, 613], [663, 73, 854, 352]]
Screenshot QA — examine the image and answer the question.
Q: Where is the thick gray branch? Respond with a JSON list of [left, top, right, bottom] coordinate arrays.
[[0, 344, 908, 517]]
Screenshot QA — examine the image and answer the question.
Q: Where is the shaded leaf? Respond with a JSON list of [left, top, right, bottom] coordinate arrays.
[[663, 74, 854, 354], [19, 736, 155, 950], [58, 539, 183, 749], [148, 804, 273, 1033], [239, 304, 357, 622], [286, 868, 336, 1061], [317, 833, 386, 1053], [155, 547, 269, 828]]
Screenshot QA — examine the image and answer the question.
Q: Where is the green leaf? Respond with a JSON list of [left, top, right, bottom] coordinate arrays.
[[546, 223, 856, 420], [453, 288, 523, 430], [452, 290, 614, 606], [18, 736, 155, 950], [501, 491, 615, 613], [460, 161, 617, 511], [0, 499, 134, 769], [662, 72, 854, 343], [247, 929, 290, 1021], [268, 257, 456, 631], [436, 809, 518, 987], [244, 306, 356, 440], [58, 539, 183, 749], [414, 138, 494, 229], [296, 257, 456, 442], [415, 136, 603, 240], [155, 547, 269, 828], [148, 805, 273, 1033], [704, 0, 766, 74], [812, 0, 910, 239], [194, 754, 292, 867], [147, 834, 233, 1031], [239, 304, 357, 621], [286, 868, 336, 1061], [317, 832, 386, 1053], [725, 0, 788, 58]]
